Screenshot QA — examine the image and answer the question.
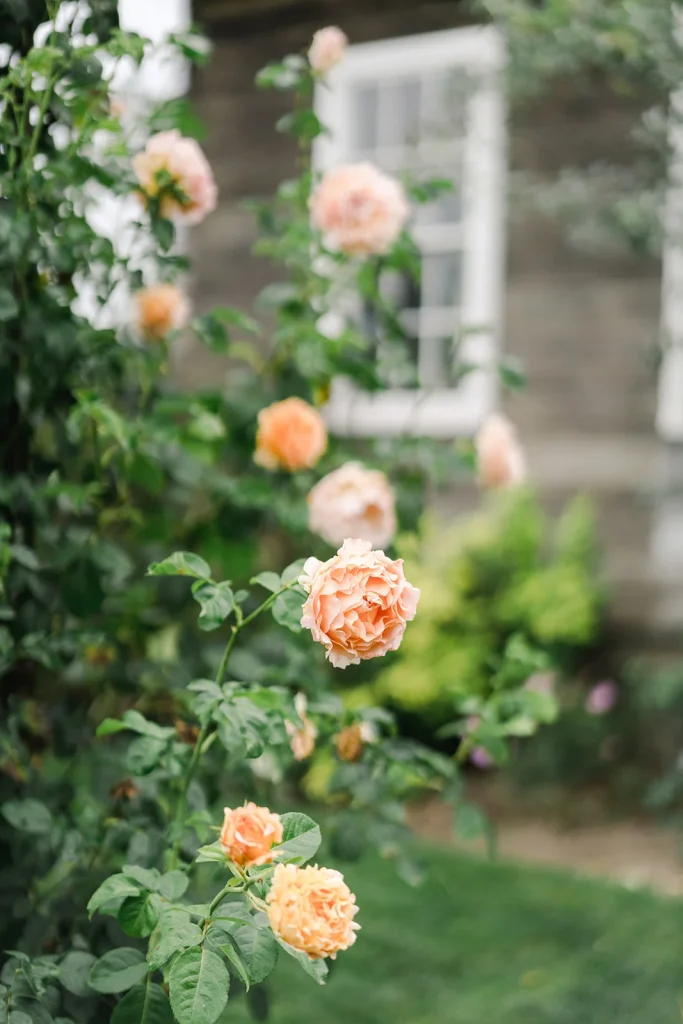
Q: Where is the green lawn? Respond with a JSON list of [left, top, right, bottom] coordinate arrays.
[[232, 844, 683, 1024]]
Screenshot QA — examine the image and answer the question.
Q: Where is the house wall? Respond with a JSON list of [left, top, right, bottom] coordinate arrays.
[[186, 0, 677, 652]]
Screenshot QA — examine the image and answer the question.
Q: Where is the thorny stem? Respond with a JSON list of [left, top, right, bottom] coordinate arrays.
[[167, 580, 300, 869]]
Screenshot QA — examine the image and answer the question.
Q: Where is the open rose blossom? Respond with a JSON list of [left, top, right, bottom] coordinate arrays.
[[286, 692, 318, 761], [219, 802, 283, 868], [132, 130, 217, 225], [310, 163, 409, 256], [299, 538, 420, 669], [267, 863, 359, 959], [254, 397, 327, 472], [308, 26, 348, 75], [135, 283, 190, 342], [307, 462, 396, 549], [474, 412, 526, 490]]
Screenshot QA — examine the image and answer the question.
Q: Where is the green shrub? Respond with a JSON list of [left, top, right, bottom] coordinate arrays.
[[370, 489, 604, 745]]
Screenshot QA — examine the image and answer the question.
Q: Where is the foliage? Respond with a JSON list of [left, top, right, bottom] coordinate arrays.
[[363, 490, 603, 759]]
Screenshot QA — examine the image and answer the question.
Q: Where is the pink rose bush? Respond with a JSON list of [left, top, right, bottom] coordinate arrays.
[[308, 26, 348, 75], [267, 863, 360, 959], [474, 412, 527, 490], [299, 538, 420, 668], [307, 461, 396, 549], [310, 162, 409, 256], [133, 129, 217, 225]]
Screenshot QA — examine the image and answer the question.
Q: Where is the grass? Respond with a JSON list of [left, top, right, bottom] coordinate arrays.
[[230, 844, 683, 1024]]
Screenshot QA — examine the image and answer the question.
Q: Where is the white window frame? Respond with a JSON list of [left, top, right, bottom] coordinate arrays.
[[314, 26, 507, 439]]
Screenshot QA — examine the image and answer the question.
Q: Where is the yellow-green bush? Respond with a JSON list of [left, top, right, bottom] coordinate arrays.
[[371, 489, 604, 728]]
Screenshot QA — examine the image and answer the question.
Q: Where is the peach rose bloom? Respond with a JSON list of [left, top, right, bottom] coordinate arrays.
[[132, 129, 217, 226], [334, 723, 364, 763], [308, 26, 348, 75], [310, 163, 409, 256], [219, 802, 284, 868], [267, 863, 359, 959], [254, 397, 327, 472], [286, 692, 318, 761], [307, 462, 396, 549], [300, 538, 420, 669], [474, 413, 526, 490], [135, 283, 190, 342]]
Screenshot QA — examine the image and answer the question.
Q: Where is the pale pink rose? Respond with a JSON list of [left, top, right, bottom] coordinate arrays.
[[474, 413, 526, 490], [254, 397, 327, 473], [267, 863, 359, 959], [310, 163, 409, 256], [285, 693, 318, 761], [135, 283, 190, 341], [585, 680, 617, 716], [308, 26, 348, 75], [299, 538, 419, 669], [219, 802, 283, 868], [307, 462, 396, 549], [132, 129, 217, 226]]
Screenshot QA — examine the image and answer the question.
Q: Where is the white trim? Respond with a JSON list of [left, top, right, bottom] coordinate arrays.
[[315, 26, 507, 438]]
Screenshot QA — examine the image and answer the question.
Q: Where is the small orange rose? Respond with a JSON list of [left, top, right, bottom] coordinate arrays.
[[474, 413, 526, 490], [254, 397, 327, 473], [286, 693, 318, 761], [219, 802, 283, 868], [267, 863, 359, 959], [135, 283, 190, 342]]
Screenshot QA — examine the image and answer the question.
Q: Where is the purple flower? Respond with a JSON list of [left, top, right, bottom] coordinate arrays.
[[470, 746, 494, 770], [585, 681, 617, 716]]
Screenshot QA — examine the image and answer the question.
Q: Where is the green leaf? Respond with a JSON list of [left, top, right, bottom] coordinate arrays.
[[454, 803, 488, 842], [169, 948, 229, 1024], [273, 813, 321, 865], [97, 710, 175, 741], [219, 941, 250, 990], [111, 982, 174, 1024], [126, 736, 169, 776], [276, 110, 325, 141], [212, 307, 260, 334], [146, 552, 212, 580], [274, 939, 327, 985], [271, 589, 304, 634], [231, 922, 278, 986], [498, 357, 527, 390], [195, 840, 227, 864], [87, 874, 141, 918], [122, 865, 161, 890], [88, 949, 148, 994], [280, 559, 306, 584], [249, 572, 281, 594], [152, 218, 175, 252], [147, 913, 203, 972], [192, 581, 235, 631], [1, 799, 52, 835], [118, 893, 159, 938], [158, 871, 189, 900], [59, 951, 96, 997], [255, 55, 307, 91]]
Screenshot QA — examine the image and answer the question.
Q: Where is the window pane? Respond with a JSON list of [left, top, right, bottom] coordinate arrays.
[[352, 84, 379, 154], [381, 78, 422, 148], [421, 251, 462, 309]]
